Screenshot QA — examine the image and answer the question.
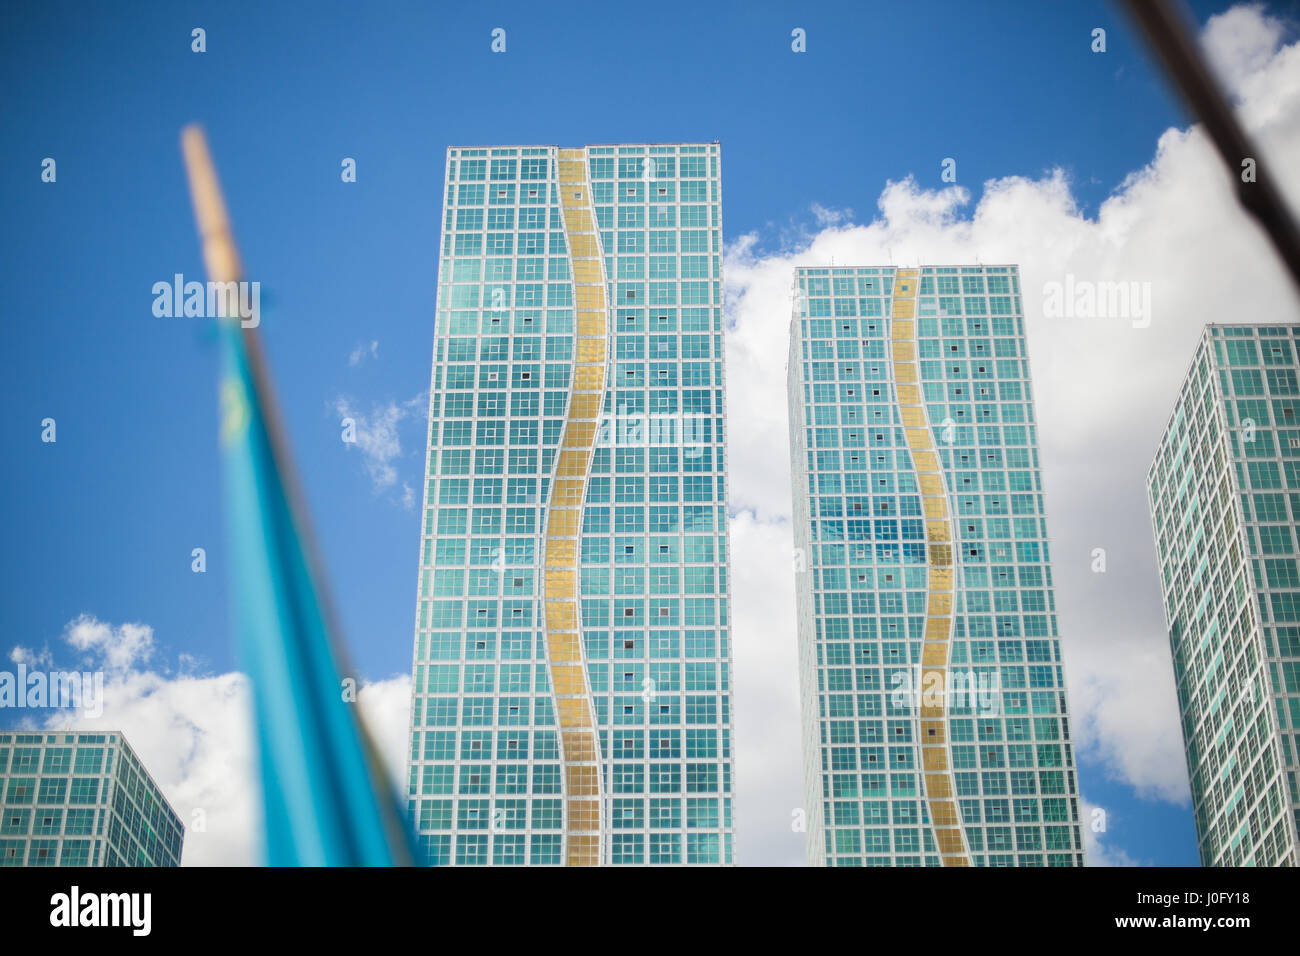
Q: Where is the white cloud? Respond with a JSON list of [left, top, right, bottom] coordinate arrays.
[[730, 511, 806, 865], [356, 675, 413, 792], [1202, 3, 1287, 99], [9, 645, 53, 668], [63, 614, 154, 672], [722, 3, 1300, 843], [74, 670, 256, 866], [1081, 797, 1141, 867], [333, 393, 426, 504], [349, 340, 380, 366], [19, 618, 255, 866], [10, 617, 411, 867], [810, 202, 853, 227]]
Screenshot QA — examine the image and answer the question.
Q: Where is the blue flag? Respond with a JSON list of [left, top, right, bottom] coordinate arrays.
[[183, 124, 416, 866], [218, 322, 417, 866]]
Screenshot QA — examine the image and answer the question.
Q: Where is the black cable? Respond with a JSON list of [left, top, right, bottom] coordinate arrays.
[[1119, 0, 1300, 295]]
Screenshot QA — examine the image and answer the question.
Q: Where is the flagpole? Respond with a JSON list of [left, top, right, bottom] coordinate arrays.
[[180, 124, 416, 866]]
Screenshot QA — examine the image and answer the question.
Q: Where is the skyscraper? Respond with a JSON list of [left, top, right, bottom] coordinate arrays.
[[1147, 324, 1300, 867], [408, 144, 733, 866], [787, 265, 1085, 866], [0, 730, 184, 867]]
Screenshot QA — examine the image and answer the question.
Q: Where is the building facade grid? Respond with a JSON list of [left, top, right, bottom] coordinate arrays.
[[0, 730, 184, 867], [407, 143, 734, 865], [1147, 323, 1300, 866], [788, 264, 1084, 867]]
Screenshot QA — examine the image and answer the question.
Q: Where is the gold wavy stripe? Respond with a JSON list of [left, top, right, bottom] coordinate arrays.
[[544, 148, 606, 866], [890, 269, 972, 867]]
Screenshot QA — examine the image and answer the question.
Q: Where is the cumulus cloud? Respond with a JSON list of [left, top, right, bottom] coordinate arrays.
[[9, 645, 53, 668], [1081, 797, 1141, 867], [5, 616, 411, 866], [356, 675, 414, 792], [731, 511, 806, 865], [723, 1, 1300, 859], [810, 202, 853, 228], [63, 614, 155, 672], [67, 668, 256, 866], [333, 393, 426, 503], [1202, 3, 1287, 99]]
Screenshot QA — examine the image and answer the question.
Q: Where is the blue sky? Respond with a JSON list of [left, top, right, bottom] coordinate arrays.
[[4, 0, 1288, 866]]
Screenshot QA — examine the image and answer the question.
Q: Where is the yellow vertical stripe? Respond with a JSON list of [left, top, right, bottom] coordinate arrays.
[[544, 147, 607, 866], [890, 268, 972, 867]]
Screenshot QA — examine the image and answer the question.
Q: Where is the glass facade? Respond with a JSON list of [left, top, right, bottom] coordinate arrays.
[[788, 265, 1084, 867], [1147, 324, 1300, 866], [408, 144, 733, 865], [0, 730, 183, 867]]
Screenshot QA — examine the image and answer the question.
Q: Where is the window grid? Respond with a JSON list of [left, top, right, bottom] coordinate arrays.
[[0, 732, 183, 867], [410, 144, 734, 865], [1147, 324, 1300, 866], [788, 265, 1084, 867]]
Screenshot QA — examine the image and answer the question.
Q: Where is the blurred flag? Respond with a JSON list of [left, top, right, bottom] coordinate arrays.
[[180, 125, 416, 866]]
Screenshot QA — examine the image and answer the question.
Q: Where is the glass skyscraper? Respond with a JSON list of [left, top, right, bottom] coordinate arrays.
[[408, 144, 733, 866], [1147, 324, 1300, 866], [787, 265, 1084, 866], [0, 730, 184, 867]]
